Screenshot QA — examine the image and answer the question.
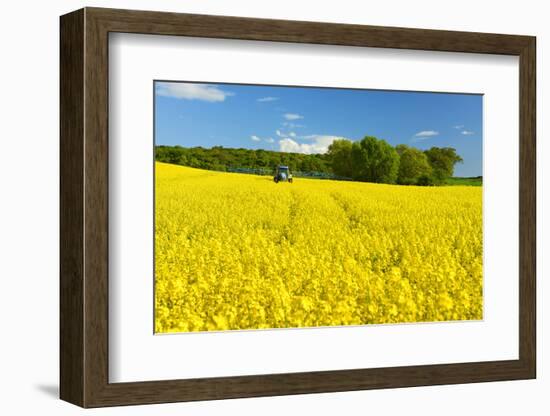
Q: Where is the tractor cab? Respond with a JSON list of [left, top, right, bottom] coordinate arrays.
[[274, 165, 293, 183]]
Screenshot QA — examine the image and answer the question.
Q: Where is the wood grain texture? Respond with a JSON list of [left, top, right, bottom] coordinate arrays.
[[59, 8, 84, 407], [83, 10, 110, 406], [59, 7, 537, 408], [518, 38, 536, 376], [88, 7, 532, 54]]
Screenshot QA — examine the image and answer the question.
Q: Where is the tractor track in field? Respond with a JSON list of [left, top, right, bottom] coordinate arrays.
[[278, 188, 300, 245], [330, 191, 361, 231]]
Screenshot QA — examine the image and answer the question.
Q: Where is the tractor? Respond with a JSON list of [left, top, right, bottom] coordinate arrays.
[[273, 165, 293, 183]]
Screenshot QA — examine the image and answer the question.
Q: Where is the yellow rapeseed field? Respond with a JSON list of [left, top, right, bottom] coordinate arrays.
[[155, 162, 482, 333]]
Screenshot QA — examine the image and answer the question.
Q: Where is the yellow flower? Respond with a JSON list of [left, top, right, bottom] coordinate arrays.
[[154, 162, 483, 332]]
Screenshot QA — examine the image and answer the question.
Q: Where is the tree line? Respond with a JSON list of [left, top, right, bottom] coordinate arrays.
[[328, 137, 463, 185], [155, 145, 331, 174], [155, 136, 464, 186]]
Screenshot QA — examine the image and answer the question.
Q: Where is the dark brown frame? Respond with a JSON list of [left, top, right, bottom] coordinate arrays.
[[60, 7, 536, 408]]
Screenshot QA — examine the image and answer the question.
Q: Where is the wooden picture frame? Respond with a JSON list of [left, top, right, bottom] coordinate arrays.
[[60, 7, 536, 408]]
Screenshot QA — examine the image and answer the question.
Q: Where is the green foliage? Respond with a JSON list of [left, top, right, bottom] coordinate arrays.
[[155, 145, 331, 174], [417, 175, 436, 186], [155, 138, 469, 187], [424, 147, 463, 183], [444, 176, 482, 186], [395, 144, 409, 156], [327, 139, 354, 178], [351, 136, 399, 183], [397, 145, 432, 185]]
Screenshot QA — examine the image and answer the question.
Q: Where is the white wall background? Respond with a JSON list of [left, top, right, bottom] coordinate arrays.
[[0, 0, 545, 414]]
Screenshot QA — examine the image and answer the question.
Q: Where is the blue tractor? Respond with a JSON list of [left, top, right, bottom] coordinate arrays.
[[273, 165, 293, 183]]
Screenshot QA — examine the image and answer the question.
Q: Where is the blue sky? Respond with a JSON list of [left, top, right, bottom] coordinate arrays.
[[155, 81, 483, 177]]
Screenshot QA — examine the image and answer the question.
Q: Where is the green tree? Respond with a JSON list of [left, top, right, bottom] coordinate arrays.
[[395, 144, 409, 156], [397, 145, 432, 185], [327, 139, 354, 177], [351, 136, 399, 183], [154, 145, 333, 176], [424, 147, 463, 182]]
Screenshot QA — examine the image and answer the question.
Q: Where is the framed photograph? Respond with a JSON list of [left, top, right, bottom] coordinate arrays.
[[60, 7, 536, 408]]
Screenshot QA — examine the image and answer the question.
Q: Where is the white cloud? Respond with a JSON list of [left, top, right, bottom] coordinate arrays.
[[251, 135, 261, 142], [414, 130, 439, 137], [283, 113, 304, 121], [289, 132, 296, 138], [453, 124, 465, 129], [279, 138, 310, 153], [461, 130, 475, 135], [279, 135, 345, 154], [411, 130, 440, 143], [275, 129, 285, 137], [265, 137, 274, 143], [257, 96, 279, 102], [156, 83, 233, 102]]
